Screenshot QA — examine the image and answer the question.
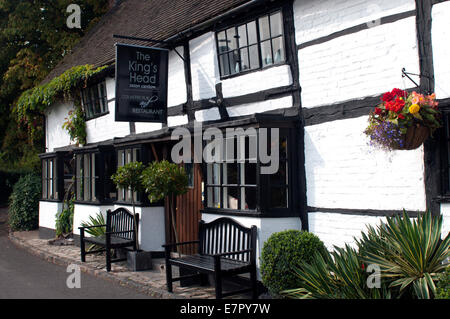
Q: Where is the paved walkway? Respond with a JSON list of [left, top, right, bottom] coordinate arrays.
[[9, 229, 218, 299]]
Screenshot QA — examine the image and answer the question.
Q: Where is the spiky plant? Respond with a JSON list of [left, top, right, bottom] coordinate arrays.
[[356, 211, 449, 299], [80, 212, 106, 252], [283, 245, 391, 299]]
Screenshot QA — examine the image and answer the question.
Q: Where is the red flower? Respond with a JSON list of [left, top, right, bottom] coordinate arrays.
[[374, 107, 382, 115], [392, 97, 405, 113], [381, 92, 395, 102], [385, 101, 394, 111], [398, 114, 405, 120], [391, 88, 407, 98]]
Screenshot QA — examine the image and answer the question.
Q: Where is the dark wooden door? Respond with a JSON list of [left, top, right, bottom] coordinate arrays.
[[165, 163, 203, 254]]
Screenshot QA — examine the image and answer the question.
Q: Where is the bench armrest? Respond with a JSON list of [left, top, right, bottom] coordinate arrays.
[[163, 240, 200, 248]]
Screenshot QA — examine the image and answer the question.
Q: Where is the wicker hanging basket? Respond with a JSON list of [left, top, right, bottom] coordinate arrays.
[[397, 124, 430, 150]]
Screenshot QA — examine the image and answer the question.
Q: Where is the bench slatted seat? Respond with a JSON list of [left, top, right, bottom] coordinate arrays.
[[164, 217, 258, 299], [79, 208, 138, 272]]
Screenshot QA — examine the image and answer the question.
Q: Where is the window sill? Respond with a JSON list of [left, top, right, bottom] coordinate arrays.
[[219, 62, 287, 81], [40, 199, 62, 203]]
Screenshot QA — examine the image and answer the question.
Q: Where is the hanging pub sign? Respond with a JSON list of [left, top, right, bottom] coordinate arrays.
[[115, 43, 169, 123]]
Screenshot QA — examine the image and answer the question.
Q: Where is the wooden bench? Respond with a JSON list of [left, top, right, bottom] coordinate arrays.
[[79, 207, 138, 272], [164, 217, 258, 299]]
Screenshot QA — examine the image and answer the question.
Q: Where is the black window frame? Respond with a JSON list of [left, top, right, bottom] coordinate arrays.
[[40, 152, 67, 201], [215, 8, 287, 79], [202, 118, 300, 218], [81, 81, 109, 120], [114, 143, 151, 206], [439, 104, 450, 197], [73, 145, 116, 204]]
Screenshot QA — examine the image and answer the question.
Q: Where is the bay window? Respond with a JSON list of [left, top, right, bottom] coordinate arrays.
[[203, 119, 298, 216], [74, 146, 116, 203]]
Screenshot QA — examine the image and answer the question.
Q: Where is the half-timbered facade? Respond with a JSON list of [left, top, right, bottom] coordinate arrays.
[[39, 0, 450, 274]]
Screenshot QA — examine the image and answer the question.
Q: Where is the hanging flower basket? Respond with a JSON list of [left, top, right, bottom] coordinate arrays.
[[401, 124, 430, 150], [364, 88, 442, 151]]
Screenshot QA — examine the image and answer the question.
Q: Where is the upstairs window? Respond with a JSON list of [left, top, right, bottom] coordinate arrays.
[[216, 10, 285, 77], [81, 81, 108, 120]]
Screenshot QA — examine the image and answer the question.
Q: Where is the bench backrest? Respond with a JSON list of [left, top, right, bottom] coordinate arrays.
[[106, 208, 138, 240], [198, 217, 257, 264]]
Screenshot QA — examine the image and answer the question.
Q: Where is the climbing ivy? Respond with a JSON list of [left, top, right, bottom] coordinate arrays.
[[14, 64, 107, 144]]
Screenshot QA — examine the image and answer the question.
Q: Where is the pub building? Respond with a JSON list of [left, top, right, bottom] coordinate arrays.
[[39, 0, 450, 278]]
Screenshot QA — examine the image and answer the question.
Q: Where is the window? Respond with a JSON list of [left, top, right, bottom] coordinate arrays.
[[75, 153, 98, 202], [204, 123, 295, 215], [441, 110, 450, 195], [117, 147, 142, 203], [184, 163, 195, 188], [216, 10, 285, 77], [81, 81, 108, 120], [42, 158, 58, 200], [74, 147, 116, 203], [206, 134, 258, 210]]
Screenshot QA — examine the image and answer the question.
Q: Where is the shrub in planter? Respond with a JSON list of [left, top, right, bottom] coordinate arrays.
[[260, 230, 327, 297], [8, 174, 41, 231]]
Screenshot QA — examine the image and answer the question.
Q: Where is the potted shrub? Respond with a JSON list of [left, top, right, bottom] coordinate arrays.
[[141, 160, 188, 251], [111, 161, 152, 271], [364, 88, 442, 151]]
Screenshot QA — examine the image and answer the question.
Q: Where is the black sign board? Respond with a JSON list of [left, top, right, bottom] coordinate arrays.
[[115, 43, 169, 123]]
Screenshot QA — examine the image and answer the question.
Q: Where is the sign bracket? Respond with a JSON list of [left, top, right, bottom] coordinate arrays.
[[113, 34, 185, 62]]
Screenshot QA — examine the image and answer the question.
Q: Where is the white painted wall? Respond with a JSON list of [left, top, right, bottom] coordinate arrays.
[[308, 212, 387, 250], [298, 16, 419, 108], [440, 203, 450, 240], [45, 102, 73, 152], [294, 0, 416, 45], [304, 116, 427, 211], [221, 65, 292, 98], [201, 213, 302, 279], [72, 204, 166, 252], [195, 107, 221, 122], [432, 1, 450, 99], [39, 201, 63, 230], [227, 95, 293, 118], [168, 46, 188, 107], [190, 32, 220, 101]]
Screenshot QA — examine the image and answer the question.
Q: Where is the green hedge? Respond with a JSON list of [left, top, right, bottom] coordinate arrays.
[[0, 169, 34, 206], [8, 174, 41, 231], [260, 230, 327, 297]]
